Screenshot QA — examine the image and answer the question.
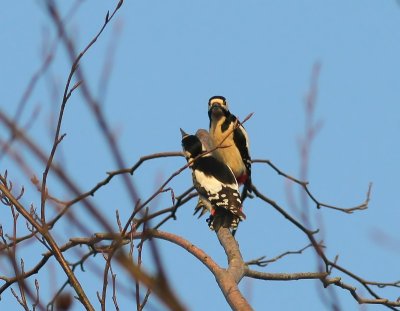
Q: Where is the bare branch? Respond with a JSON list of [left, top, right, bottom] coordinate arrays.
[[245, 242, 317, 267], [253, 159, 372, 213], [215, 228, 253, 310], [0, 180, 94, 310], [323, 277, 400, 308], [246, 270, 328, 281]]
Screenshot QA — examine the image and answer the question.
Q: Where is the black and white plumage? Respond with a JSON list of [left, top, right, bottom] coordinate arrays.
[[181, 128, 246, 231], [208, 95, 252, 198], [192, 129, 217, 218]]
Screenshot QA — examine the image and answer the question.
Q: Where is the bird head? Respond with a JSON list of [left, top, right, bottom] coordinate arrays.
[[180, 129, 203, 161], [208, 95, 229, 120]]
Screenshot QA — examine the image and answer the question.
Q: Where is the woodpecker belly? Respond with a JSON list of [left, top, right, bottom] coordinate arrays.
[[210, 120, 247, 180]]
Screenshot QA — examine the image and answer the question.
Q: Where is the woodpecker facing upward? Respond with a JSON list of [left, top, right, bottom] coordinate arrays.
[[181, 128, 246, 232], [208, 96, 252, 198]]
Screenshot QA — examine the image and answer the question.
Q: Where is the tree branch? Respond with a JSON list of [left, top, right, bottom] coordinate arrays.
[[252, 159, 372, 213]]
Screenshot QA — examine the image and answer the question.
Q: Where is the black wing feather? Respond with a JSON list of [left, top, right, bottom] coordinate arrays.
[[193, 157, 237, 185]]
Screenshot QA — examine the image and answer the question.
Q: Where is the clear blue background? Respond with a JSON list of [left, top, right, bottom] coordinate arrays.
[[1, 1, 400, 310]]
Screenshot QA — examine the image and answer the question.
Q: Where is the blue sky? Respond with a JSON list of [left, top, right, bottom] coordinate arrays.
[[1, 1, 400, 310]]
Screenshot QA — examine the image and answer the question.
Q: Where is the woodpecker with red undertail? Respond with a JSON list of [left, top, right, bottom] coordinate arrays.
[[208, 95, 252, 199], [180, 128, 246, 232]]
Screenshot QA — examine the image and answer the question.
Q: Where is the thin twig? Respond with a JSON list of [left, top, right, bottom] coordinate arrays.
[[245, 242, 317, 267], [252, 159, 372, 213]]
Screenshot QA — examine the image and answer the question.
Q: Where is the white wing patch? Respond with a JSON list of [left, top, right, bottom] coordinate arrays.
[[193, 169, 244, 220], [194, 170, 238, 194]]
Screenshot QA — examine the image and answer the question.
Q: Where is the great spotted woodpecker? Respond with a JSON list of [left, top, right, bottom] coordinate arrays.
[[181, 128, 246, 232], [208, 96, 252, 198]]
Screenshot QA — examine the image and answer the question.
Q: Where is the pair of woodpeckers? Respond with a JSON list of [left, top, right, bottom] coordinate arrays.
[[181, 96, 252, 234]]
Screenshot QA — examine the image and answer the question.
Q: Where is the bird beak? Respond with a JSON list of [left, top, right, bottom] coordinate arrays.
[[209, 104, 225, 119], [210, 103, 226, 114], [180, 128, 188, 138]]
